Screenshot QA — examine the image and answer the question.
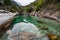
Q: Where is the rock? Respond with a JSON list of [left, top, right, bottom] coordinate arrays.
[[0, 13, 16, 26], [9, 22, 40, 35], [7, 22, 49, 40], [0, 12, 16, 37]]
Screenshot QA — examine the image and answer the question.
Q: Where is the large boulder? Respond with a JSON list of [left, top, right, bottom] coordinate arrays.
[[7, 22, 49, 40], [0, 12, 16, 29]]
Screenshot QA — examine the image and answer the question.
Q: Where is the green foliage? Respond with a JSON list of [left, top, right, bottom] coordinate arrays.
[[3, 0, 12, 6], [34, 0, 44, 8], [0, 0, 21, 12], [24, 7, 33, 13], [32, 0, 44, 11], [56, 4, 60, 10], [22, 0, 45, 13], [0, 0, 60, 13], [9, 6, 21, 13]]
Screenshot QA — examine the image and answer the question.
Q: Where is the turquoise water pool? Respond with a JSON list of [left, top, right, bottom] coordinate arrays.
[[0, 15, 60, 40]]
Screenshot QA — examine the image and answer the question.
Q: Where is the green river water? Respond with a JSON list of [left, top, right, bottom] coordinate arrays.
[[0, 15, 60, 40]]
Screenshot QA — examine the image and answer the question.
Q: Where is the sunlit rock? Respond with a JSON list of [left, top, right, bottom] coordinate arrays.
[[11, 0, 36, 6], [0, 12, 16, 26]]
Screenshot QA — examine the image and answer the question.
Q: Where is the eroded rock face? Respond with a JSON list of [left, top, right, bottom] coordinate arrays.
[[7, 22, 49, 40]]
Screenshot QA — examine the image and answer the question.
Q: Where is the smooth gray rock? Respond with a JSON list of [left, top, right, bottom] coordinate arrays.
[[7, 22, 49, 40]]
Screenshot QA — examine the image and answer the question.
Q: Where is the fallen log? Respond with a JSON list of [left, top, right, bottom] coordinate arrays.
[[42, 15, 60, 22]]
